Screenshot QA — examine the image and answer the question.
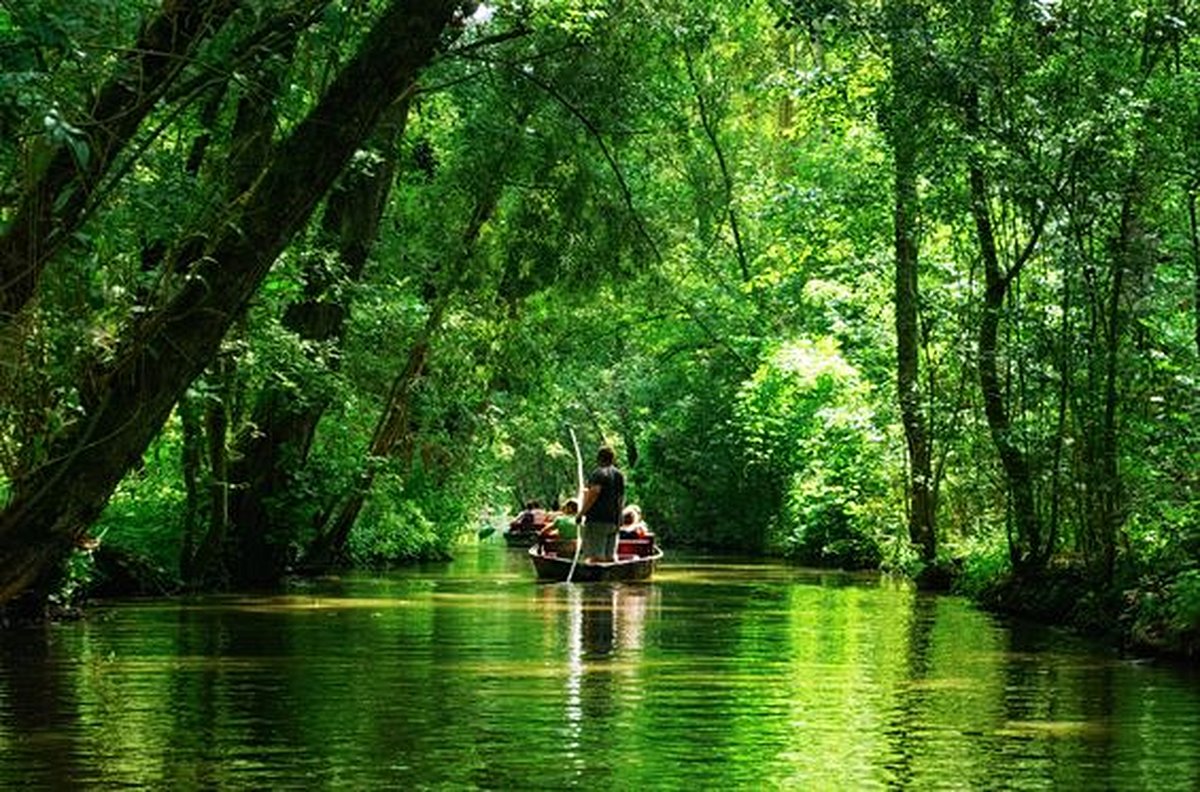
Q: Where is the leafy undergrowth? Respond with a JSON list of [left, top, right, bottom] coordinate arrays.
[[1124, 569, 1200, 659]]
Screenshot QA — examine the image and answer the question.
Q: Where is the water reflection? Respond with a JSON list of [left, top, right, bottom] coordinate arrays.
[[0, 552, 1196, 789], [879, 591, 937, 788], [559, 583, 655, 786], [0, 627, 85, 788], [577, 582, 652, 659]]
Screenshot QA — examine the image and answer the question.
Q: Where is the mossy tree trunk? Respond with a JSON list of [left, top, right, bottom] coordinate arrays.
[[0, 0, 463, 606]]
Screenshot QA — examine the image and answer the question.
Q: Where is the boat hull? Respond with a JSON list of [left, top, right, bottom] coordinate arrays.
[[528, 540, 662, 582], [503, 530, 539, 548]]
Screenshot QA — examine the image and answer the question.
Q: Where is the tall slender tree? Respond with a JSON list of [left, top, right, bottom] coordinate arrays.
[[887, 0, 936, 566]]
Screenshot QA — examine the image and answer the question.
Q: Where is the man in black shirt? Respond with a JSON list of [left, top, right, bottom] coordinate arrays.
[[579, 445, 625, 563]]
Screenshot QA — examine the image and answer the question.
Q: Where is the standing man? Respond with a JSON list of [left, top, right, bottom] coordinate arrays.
[[579, 445, 625, 563]]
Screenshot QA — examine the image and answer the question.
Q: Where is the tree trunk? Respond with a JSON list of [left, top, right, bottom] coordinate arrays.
[[308, 307, 442, 563], [1085, 187, 1144, 586], [969, 161, 1046, 575], [1188, 190, 1200, 359], [307, 185, 502, 564], [173, 11, 299, 587], [684, 47, 751, 283], [0, 0, 461, 606], [225, 97, 412, 585], [191, 9, 325, 586], [195, 359, 233, 582], [185, 80, 229, 177], [888, 0, 936, 564], [179, 393, 204, 582], [1046, 245, 1073, 563], [0, 0, 241, 324]]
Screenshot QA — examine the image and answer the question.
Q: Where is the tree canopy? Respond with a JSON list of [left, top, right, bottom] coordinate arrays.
[[1, 0, 1197, 652]]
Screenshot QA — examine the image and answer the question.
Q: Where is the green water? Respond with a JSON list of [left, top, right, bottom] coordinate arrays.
[[0, 547, 1197, 790]]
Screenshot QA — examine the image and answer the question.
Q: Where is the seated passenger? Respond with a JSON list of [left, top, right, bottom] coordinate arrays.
[[510, 500, 547, 533], [539, 498, 580, 549], [619, 504, 648, 538]]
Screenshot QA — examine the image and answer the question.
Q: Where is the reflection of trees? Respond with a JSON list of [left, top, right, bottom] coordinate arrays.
[[876, 593, 1200, 790], [132, 600, 312, 786], [4, 570, 1200, 788], [0, 627, 84, 787], [581, 584, 616, 657], [880, 590, 937, 788], [162, 605, 223, 789], [994, 627, 1124, 789]]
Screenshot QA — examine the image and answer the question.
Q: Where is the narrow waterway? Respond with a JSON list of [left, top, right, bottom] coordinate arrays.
[[0, 546, 1196, 789]]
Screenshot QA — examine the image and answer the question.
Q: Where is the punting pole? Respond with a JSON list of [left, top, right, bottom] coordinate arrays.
[[565, 427, 585, 584]]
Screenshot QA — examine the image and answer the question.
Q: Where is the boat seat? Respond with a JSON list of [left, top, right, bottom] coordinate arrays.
[[540, 536, 655, 559]]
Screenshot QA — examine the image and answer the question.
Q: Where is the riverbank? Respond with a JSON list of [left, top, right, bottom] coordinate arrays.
[[8, 538, 1197, 667], [958, 560, 1200, 661]]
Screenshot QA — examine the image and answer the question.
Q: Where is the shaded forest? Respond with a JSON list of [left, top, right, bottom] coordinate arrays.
[[0, 0, 1197, 654]]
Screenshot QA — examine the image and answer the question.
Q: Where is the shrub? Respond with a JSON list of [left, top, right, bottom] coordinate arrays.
[[1128, 568, 1200, 658]]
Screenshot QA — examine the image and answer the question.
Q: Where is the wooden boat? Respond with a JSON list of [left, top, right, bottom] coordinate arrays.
[[528, 536, 662, 582], [503, 528, 540, 548], [505, 508, 550, 548]]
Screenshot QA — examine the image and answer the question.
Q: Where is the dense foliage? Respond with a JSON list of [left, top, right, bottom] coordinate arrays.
[[0, 0, 1197, 654]]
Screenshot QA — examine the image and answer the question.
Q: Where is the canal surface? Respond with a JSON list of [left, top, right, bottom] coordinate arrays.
[[0, 547, 1197, 790]]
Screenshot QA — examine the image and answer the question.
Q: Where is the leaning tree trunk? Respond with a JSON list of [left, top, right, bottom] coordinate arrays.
[[684, 46, 751, 284], [0, 0, 463, 606], [225, 98, 412, 586], [306, 307, 443, 564], [307, 186, 503, 565], [0, 0, 241, 325]]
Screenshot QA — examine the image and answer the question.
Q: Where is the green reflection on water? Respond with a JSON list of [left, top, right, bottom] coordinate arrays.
[[0, 548, 1197, 790]]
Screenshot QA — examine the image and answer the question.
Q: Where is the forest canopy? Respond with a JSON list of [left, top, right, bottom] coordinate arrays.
[[0, 0, 1197, 652]]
